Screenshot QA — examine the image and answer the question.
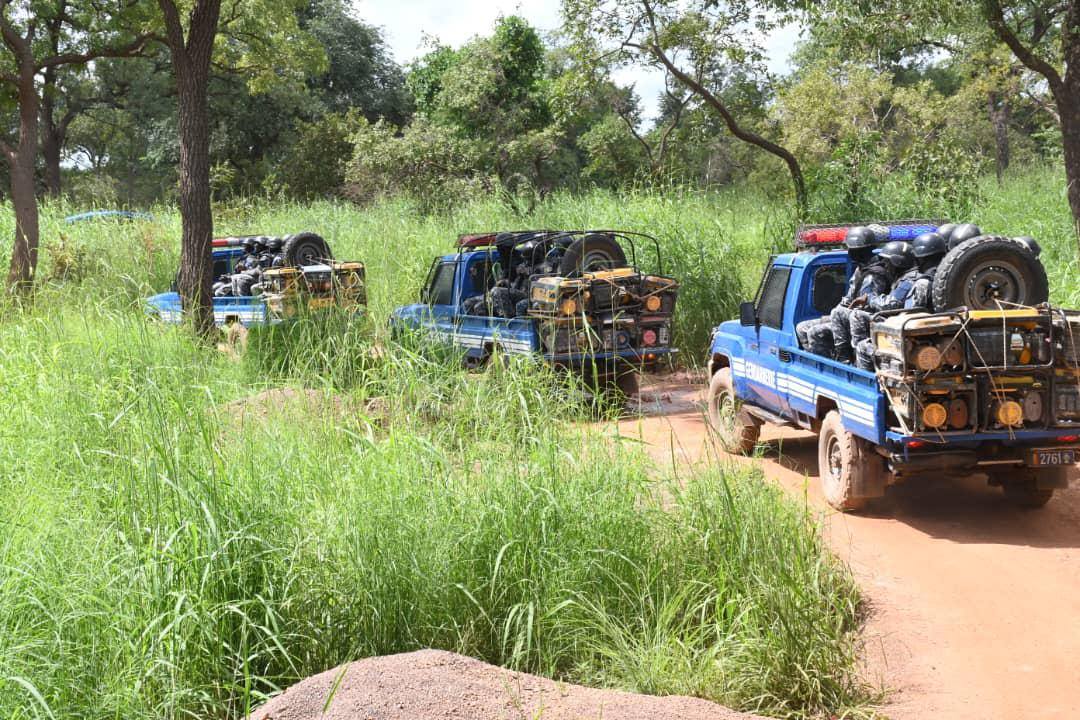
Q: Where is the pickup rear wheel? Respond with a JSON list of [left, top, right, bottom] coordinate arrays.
[[998, 468, 1061, 508], [707, 368, 760, 455], [818, 411, 871, 511]]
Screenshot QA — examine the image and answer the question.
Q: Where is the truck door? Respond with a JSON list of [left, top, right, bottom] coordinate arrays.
[[745, 263, 793, 414], [420, 258, 460, 346]]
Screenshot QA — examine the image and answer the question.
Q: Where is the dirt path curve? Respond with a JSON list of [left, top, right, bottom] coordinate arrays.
[[623, 374, 1080, 720]]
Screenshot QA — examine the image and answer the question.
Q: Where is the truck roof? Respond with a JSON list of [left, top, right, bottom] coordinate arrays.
[[772, 249, 848, 268]]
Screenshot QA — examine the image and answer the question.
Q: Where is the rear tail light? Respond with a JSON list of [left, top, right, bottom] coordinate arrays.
[[1057, 435, 1079, 442]]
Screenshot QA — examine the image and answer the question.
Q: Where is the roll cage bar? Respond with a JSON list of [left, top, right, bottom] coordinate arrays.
[[455, 229, 667, 276]]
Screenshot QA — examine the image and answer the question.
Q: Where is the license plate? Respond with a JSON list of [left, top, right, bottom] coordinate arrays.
[[1030, 448, 1076, 466]]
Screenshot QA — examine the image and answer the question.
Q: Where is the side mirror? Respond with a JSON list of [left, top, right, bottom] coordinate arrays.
[[739, 301, 757, 327]]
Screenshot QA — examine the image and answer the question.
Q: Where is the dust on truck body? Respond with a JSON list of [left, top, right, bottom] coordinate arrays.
[[707, 220, 1079, 510], [390, 230, 678, 389]]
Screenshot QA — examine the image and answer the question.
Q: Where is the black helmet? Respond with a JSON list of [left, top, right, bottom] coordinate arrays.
[[242, 237, 257, 253], [948, 223, 981, 250], [267, 237, 284, 253], [878, 240, 914, 270], [936, 223, 957, 244], [845, 226, 876, 249], [1014, 236, 1041, 257], [912, 232, 947, 259]]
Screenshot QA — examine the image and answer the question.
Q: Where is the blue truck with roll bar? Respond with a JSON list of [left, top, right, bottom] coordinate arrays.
[[145, 236, 272, 326], [390, 230, 680, 394], [706, 220, 1080, 511]]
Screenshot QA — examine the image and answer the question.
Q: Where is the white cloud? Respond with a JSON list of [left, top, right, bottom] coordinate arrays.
[[350, 0, 801, 125]]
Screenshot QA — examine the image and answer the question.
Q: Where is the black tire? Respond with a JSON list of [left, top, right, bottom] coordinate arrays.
[[282, 232, 333, 267], [932, 235, 1049, 311], [706, 368, 761, 455], [997, 467, 1063, 508], [613, 369, 639, 398], [1003, 482, 1055, 509], [817, 411, 874, 511], [559, 233, 627, 276]]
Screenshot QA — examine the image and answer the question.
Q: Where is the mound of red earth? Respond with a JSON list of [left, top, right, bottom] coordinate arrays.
[[249, 649, 766, 720]]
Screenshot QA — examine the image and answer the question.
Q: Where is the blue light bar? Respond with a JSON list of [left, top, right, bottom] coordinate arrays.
[[887, 224, 938, 240]]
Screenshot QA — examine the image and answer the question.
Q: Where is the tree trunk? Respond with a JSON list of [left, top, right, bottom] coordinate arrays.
[[1061, 97, 1080, 253], [173, 65, 215, 336], [41, 122, 63, 197], [8, 150, 40, 292], [6, 61, 41, 293], [40, 62, 62, 196], [988, 90, 1011, 184], [159, 0, 222, 337]]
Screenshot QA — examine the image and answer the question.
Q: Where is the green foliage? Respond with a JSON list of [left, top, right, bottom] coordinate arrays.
[[0, 218, 869, 718], [346, 118, 488, 211], [780, 59, 989, 221], [353, 16, 596, 210], [579, 113, 649, 186], [302, 0, 412, 123], [276, 110, 367, 200]]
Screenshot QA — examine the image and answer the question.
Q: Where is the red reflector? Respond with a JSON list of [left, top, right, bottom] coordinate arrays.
[[906, 440, 926, 449], [1057, 435, 1079, 442], [642, 329, 658, 346], [799, 227, 849, 244]]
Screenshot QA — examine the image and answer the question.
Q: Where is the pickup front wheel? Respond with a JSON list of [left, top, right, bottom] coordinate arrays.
[[707, 368, 760, 454], [818, 411, 873, 511]]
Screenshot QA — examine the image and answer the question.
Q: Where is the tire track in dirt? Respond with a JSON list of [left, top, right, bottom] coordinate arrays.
[[621, 374, 1080, 720]]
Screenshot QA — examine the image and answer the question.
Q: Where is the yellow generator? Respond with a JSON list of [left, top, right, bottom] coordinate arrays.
[[262, 262, 367, 320]]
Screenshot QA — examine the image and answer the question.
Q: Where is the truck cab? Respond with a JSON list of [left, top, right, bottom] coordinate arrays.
[[707, 221, 1078, 511]]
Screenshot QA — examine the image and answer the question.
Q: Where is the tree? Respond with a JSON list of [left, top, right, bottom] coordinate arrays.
[[0, 0, 149, 293], [982, 0, 1080, 246], [564, 0, 809, 213], [303, 0, 410, 124], [152, 0, 322, 335], [812, 0, 1080, 248]]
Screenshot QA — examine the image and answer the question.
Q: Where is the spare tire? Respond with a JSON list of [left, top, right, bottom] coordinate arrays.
[[282, 232, 332, 267], [558, 233, 627, 276], [932, 235, 1049, 311]]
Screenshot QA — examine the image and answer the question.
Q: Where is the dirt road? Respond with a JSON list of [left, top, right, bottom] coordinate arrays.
[[623, 375, 1080, 720]]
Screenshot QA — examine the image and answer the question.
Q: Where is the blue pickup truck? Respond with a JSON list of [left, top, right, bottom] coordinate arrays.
[[146, 238, 267, 325], [707, 221, 1079, 510], [391, 230, 679, 395], [146, 233, 365, 327]]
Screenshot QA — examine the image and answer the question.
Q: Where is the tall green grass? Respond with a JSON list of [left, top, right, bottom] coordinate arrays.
[[2, 164, 1076, 720], [0, 304, 867, 719]]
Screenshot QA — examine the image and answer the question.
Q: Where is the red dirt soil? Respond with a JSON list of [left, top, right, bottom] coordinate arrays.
[[624, 373, 1080, 720], [248, 649, 766, 720]]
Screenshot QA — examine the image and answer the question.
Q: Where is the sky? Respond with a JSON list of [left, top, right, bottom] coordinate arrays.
[[352, 0, 803, 127]]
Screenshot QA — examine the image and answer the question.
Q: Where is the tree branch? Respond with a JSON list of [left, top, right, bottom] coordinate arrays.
[[37, 33, 153, 70], [982, 0, 1064, 93], [655, 90, 689, 168], [613, 93, 654, 167], [157, 0, 187, 55], [631, 0, 806, 210]]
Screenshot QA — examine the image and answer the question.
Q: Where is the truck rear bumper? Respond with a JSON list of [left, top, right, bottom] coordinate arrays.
[[887, 443, 1079, 478], [545, 347, 677, 368]]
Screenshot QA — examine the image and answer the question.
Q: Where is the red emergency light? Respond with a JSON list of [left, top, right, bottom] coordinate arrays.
[[798, 227, 849, 245], [457, 233, 497, 248], [211, 237, 246, 247]]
